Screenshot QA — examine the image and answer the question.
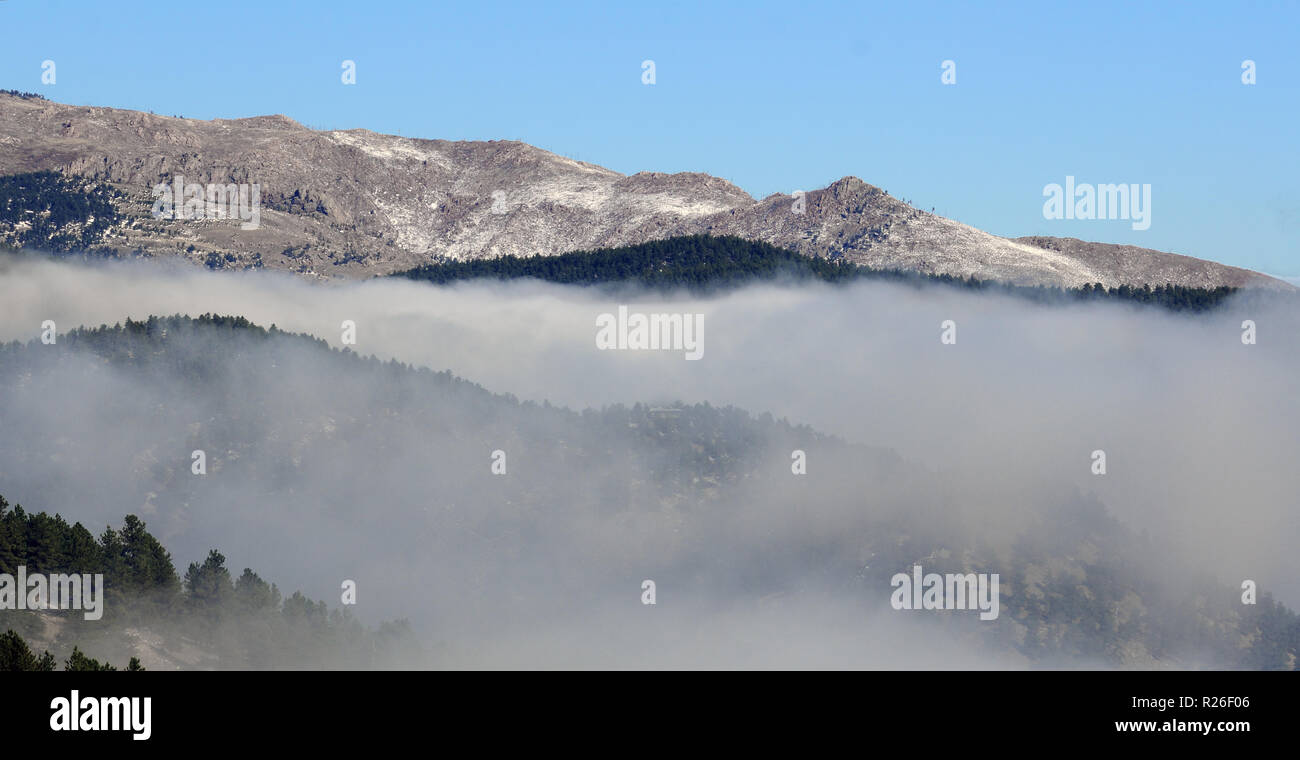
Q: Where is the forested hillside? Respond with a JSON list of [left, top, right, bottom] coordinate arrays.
[[394, 235, 1259, 312], [0, 171, 124, 254], [0, 498, 417, 670]]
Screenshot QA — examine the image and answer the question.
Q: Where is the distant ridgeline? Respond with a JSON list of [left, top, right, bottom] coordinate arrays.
[[0, 171, 123, 254], [393, 235, 1257, 312], [0, 170, 1278, 313], [0, 494, 419, 671]]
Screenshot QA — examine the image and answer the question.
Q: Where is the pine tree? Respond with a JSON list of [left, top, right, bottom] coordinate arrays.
[[65, 646, 117, 671], [0, 629, 56, 671]]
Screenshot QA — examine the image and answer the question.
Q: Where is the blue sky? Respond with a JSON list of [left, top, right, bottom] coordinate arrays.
[[3, 0, 1297, 276]]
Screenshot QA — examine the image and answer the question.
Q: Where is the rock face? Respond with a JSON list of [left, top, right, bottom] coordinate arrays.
[[0, 93, 1288, 289]]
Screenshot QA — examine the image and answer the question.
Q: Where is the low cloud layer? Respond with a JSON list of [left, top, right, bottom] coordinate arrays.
[[0, 253, 1296, 667]]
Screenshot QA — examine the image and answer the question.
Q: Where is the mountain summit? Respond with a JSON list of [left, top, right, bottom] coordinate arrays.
[[0, 93, 1285, 289]]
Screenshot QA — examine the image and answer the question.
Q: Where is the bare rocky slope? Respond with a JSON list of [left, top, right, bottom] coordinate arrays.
[[0, 93, 1286, 289]]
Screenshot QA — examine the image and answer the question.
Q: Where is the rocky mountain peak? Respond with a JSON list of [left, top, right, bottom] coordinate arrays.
[[0, 93, 1288, 290]]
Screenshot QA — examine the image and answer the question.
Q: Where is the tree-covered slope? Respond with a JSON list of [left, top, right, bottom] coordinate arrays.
[[0, 171, 124, 254], [0, 497, 418, 670], [393, 235, 1259, 312]]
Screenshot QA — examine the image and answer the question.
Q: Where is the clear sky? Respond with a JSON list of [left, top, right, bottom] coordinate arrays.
[[3, 0, 1297, 276]]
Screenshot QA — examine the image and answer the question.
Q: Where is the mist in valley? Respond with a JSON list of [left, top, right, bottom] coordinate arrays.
[[0, 252, 1296, 668]]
